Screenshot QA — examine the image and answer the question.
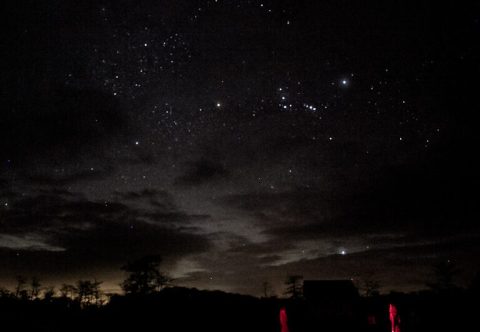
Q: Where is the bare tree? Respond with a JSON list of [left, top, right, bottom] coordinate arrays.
[[76, 279, 103, 306], [60, 284, 77, 299], [262, 281, 273, 298], [30, 277, 42, 300], [284, 275, 303, 299], [362, 273, 381, 297], [364, 279, 381, 297], [15, 275, 28, 299]]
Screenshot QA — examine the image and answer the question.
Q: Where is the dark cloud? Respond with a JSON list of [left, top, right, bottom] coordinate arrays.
[[0, 189, 211, 280], [27, 166, 116, 186], [220, 144, 478, 242], [0, 87, 129, 173], [115, 190, 177, 214], [116, 189, 170, 201], [175, 159, 228, 187], [113, 189, 211, 224], [145, 211, 210, 225], [180, 232, 480, 296]]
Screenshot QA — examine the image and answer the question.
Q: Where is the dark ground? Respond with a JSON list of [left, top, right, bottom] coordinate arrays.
[[0, 286, 477, 332]]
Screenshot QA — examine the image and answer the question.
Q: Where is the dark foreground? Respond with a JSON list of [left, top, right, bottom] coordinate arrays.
[[0, 287, 477, 332]]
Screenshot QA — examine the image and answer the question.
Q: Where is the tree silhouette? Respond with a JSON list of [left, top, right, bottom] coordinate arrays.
[[76, 279, 103, 306], [284, 275, 303, 299], [363, 279, 381, 297], [43, 286, 55, 302], [121, 255, 172, 295], [427, 260, 460, 292], [0, 286, 11, 298], [15, 275, 28, 299], [262, 281, 273, 298], [60, 283, 77, 299], [30, 277, 42, 300], [155, 273, 173, 290], [361, 273, 381, 297]]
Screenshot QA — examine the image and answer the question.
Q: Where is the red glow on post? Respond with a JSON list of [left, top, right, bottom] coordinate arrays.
[[280, 307, 289, 332], [389, 304, 401, 332]]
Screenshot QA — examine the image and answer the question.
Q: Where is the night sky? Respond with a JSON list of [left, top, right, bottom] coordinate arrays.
[[1, 0, 479, 296]]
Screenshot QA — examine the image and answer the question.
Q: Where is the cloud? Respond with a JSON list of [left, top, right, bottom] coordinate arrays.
[[220, 148, 478, 242], [116, 189, 165, 201], [0, 87, 129, 174], [115, 189, 176, 210], [175, 159, 228, 187], [113, 189, 211, 225], [177, 232, 480, 296], [27, 166, 116, 186], [211, 151, 479, 286], [0, 189, 212, 280], [0, 234, 65, 252]]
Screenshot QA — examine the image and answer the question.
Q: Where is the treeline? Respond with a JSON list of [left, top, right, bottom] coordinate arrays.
[[0, 257, 479, 332], [0, 276, 105, 305], [0, 255, 172, 306], [0, 286, 281, 332]]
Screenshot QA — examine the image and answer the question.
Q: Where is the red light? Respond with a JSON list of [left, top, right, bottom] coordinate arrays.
[[280, 307, 289, 332], [389, 304, 401, 332]]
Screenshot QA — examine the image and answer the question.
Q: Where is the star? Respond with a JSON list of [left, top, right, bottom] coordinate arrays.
[[1, 0, 471, 299]]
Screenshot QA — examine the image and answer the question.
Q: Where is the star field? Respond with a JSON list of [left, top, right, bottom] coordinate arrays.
[[1, 0, 479, 295]]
